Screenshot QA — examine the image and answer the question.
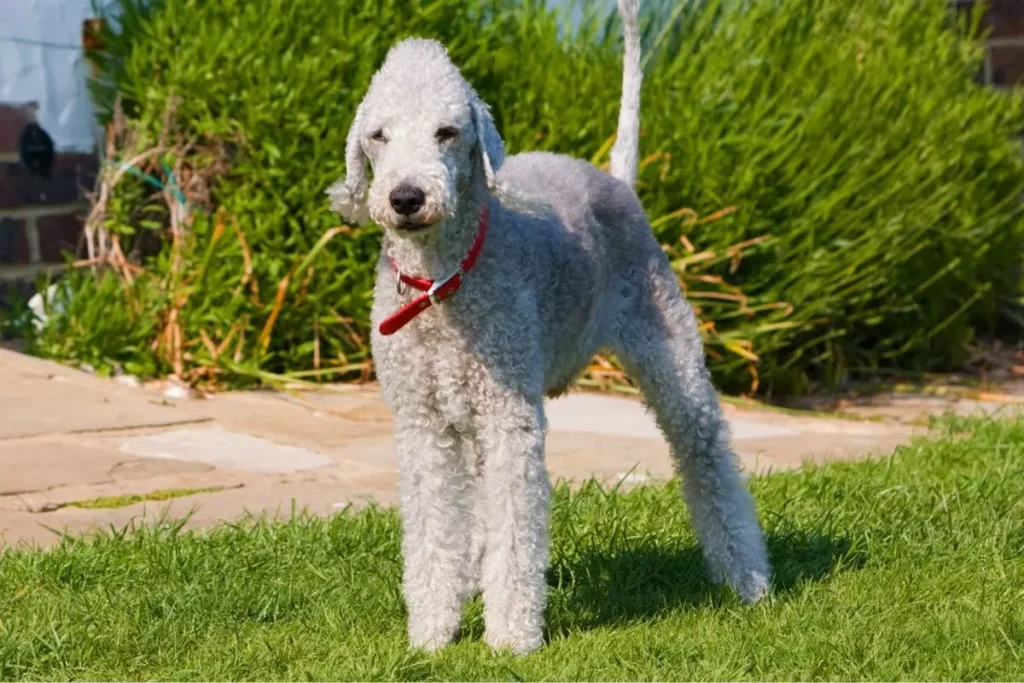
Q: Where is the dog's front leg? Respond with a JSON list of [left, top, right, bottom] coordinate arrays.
[[394, 418, 473, 652], [477, 394, 551, 655]]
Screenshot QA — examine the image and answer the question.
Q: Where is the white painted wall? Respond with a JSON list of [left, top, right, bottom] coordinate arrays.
[[0, 0, 115, 153]]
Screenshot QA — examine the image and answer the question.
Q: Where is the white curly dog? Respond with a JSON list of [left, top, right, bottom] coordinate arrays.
[[328, 0, 771, 655]]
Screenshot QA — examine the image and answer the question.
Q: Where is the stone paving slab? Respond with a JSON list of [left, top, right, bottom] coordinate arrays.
[[0, 349, 207, 439], [118, 425, 331, 473], [0, 350, 955, 548], [0, 439, 132, 496], [0, 510, 58, 548], [545, 392, 799, 441], [0, 436, 214, 500], [1, 474, 402, 548]]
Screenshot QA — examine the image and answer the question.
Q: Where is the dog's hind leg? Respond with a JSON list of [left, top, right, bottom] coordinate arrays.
[[610, 262, 771, 603]]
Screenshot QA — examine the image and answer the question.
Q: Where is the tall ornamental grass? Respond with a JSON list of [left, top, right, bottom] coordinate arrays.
[[20, 0, 1024, 395]]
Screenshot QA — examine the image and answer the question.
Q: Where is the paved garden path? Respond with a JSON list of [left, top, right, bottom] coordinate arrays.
[[0, 348, 1010, 547]]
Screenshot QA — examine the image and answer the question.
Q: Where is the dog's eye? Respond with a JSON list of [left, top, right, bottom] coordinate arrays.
[[370, 129, 388, 143], [435, 126, 459, 143]]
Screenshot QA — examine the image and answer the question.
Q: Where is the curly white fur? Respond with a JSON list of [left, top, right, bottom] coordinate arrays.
[[327, 1, 771, 656], [610, 0, 642, 187]]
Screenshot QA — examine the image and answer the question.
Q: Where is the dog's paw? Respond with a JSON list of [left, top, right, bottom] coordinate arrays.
[[407, 616, 459, 653], [408, 629, 455, 654], [409, 637, 452, 654], [734, 569, 771, 605], [485, 629, 543, 656]]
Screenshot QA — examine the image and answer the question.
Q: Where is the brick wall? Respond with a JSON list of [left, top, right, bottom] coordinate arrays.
[[0, 103, 96, 274], [959, 0, 1024, 87]]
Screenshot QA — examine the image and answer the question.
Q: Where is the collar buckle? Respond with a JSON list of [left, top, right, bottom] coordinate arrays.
[[427, 266, 466, 306]]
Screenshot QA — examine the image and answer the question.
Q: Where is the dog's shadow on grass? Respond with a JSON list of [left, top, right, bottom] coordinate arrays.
[[545, 529, 864, 630]]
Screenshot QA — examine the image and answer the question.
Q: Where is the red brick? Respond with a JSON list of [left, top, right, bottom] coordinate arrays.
[[990, 45, 1024, 86], [0, 154, 98, 210], [0, 162, 21, 209], [52, 153, 99, 176], [0, 217, 30, 265], [0, 104, 30, 155], [36, 212, 84, 263], [46, 153, 99, 202], [988, 0, 1024, 39]]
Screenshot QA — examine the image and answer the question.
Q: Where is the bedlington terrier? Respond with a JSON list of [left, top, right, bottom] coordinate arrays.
[[327, 0, 771, 655]]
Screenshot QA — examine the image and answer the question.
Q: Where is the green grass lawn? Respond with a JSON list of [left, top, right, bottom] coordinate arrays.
[[1, 416, 1023, 680]]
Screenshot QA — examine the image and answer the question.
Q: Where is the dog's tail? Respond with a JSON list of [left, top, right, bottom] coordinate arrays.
[[609, 0, 642, 187]]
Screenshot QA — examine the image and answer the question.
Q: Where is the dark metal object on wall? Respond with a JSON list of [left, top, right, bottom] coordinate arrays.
[[18, 121, 55, 179]]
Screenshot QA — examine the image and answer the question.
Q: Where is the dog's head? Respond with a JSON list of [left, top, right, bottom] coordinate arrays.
[[327, 39, 503, 236]]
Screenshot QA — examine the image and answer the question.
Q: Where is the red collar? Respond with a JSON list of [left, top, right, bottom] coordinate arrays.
[[378, 206, 489, 336]]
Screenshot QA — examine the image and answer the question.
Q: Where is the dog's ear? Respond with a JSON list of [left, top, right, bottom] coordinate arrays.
[[471, 95, 504, 192], [470, 92, 551, 216], [326, 102, 371, 224]]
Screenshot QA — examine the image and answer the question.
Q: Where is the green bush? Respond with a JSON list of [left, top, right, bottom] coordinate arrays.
[[26, 0, 1024, 394]]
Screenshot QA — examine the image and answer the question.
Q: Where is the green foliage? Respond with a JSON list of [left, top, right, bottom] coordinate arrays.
[[27, 0, 1024, 393], [2, 416, 1024, 678], [67, 486, 226, 509], [639, 0, 1024, 392]]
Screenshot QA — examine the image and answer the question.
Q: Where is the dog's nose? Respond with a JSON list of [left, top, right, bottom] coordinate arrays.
[[389, 185, 426, 216]]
